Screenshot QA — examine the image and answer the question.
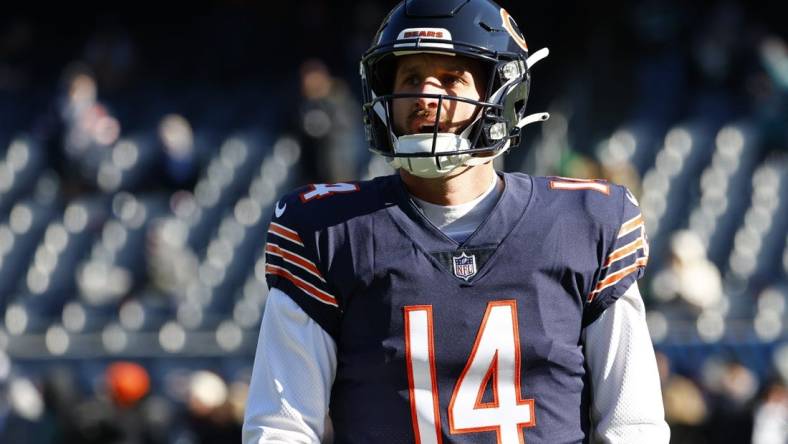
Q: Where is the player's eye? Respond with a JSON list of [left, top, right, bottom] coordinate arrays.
[[441, 74, 466, 88], [399, 74, 421, 88]]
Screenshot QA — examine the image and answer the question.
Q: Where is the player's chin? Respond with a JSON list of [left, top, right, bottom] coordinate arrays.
[[472, 150, 497, 158], [444, 164, 476, 178]]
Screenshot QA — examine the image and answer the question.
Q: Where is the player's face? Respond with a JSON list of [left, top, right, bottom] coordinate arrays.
[[391, 54, 487, 136]]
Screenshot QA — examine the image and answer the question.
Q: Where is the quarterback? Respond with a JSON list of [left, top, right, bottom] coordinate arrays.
[[244, 0, 670, 443]]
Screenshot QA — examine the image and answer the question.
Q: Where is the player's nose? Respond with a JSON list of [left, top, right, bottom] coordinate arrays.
[[416, 77, 444, 108]]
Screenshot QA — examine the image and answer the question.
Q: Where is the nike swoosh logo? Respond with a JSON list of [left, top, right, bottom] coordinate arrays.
[[275, 201, 286, 218]]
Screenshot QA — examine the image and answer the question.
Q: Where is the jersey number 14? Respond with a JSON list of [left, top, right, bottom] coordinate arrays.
[[404, 300, 536, 444]]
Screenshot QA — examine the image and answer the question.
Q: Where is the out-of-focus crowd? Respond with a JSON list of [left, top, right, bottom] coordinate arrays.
[[1, 1, 787, 443], [0, 360, 247, 443], [657, 350, 788, 444]]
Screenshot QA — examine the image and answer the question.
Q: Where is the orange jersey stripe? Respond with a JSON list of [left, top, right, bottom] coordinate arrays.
[[588, 257, 648, 302], [265, 243, 325, 282], [268, 222, 304, 247], [604, 237, 645, 268], [265, 264, 337, 307], [618, 215, 643, 238]]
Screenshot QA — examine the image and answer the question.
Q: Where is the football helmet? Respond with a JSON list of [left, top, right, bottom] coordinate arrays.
[[360, 0, 550, 178]]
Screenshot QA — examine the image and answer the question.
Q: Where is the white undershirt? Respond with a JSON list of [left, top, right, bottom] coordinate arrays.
[[243, 180, 670, 444], [411, 172, 502, 243]]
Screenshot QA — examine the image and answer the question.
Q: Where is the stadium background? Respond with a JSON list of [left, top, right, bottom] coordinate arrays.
[[0, 0, 786, 442]]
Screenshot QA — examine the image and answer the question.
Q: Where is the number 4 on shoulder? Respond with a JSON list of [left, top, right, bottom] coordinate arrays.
[[300, 182, 360, 202]]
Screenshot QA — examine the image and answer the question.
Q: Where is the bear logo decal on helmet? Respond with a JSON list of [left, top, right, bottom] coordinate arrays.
[[500, 9, 528, 52]]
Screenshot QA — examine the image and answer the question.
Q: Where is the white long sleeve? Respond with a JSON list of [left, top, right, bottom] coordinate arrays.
[[243, 288, 337, 444], [583, 282, 671, 444]]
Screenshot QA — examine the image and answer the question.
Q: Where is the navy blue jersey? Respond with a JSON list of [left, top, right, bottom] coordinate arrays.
[[264, 173, 648, 444]]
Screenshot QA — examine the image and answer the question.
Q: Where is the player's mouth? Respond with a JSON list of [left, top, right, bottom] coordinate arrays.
[[409, 119, 449, 134], [419, 124, 438, 133]]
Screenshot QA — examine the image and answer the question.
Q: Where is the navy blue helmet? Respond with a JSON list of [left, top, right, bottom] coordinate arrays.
[[360, 0, 549, 177]]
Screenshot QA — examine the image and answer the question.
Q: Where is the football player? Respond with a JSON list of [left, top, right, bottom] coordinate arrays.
[[244, 0, 670, 443]]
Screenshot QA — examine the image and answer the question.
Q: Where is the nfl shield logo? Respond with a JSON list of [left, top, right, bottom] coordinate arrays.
[[452, 252, 477, 281]]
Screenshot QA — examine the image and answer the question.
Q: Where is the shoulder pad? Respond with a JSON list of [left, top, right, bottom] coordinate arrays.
[[272, 176, 395, 232], [534, 176, 630, 228]]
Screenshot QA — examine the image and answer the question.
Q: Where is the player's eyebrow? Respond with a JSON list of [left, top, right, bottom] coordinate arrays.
[[442, 63, 469, 74], [397, 65, 421, 77]]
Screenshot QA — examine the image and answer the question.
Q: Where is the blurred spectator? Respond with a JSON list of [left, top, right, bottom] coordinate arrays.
[[295, 59, 362, 184], [182, 370, 240, 444], [702, 358, 759, 444], [0, 374, 50, 443], [656, 352, 708, 444], [227, 378, 250, 428], [752, 380, 788, 444], [651, 230, 723, 312], [38, 366, 83, 443], [57, 63, 122, 193], [758, 36, 788, 92], [752, 35, 788, 153], [66, 361, 168, 444], [157, 114, 198, 189], [146, 215, 199, 298]]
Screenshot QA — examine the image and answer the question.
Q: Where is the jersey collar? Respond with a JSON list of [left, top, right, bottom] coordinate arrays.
[[385, 172, 534, 283]]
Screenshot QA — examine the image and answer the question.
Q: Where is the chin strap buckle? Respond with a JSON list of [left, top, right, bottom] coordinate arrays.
[[516, 112, 550, 129]]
